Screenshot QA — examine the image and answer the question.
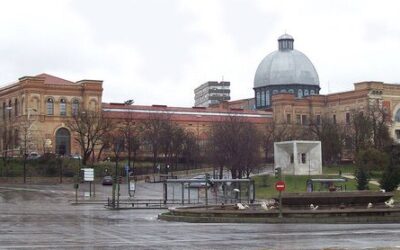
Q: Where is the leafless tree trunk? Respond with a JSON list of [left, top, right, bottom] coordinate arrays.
[[141, 112, 171, 174], [67, 109, 114, 166], [208, 115, 262, 179]]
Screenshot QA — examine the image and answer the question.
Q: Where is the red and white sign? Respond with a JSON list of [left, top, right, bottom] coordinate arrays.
[[275, 181, 286, 192]]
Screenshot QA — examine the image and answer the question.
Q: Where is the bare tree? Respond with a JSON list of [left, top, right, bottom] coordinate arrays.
[[368, 103, 392, 150], [350, 111, 372, 153], [208, 115, 262, 179], [141, 112, 171, 174], [241, 122, 262, 178], [309, 115, 343, 164], [0, 122, 14, 176], [19, 116, 36, 183], [181, 131, 199, 170], [263, 121, 293, 162], [168, 125, 186, 170], [67, 109, 114, 166]]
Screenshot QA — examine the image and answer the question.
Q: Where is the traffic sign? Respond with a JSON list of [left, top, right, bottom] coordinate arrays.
[[82, 168, 94, 181], [275, 180, 286, 192]]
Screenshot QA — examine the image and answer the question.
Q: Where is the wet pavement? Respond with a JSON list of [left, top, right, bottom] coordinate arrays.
[[1, 182, 400, 249]]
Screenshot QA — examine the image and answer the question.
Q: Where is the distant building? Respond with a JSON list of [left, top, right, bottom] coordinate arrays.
[[254, 34, 320, 109], [194, 81, 230, 107]]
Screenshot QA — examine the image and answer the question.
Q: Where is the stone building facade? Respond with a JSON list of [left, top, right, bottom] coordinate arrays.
[[271, 81, 400, 145], [0, 73, 103, 156]]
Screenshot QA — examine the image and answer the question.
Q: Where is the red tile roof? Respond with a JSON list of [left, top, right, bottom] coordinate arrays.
[[102, 103, 272, 124]]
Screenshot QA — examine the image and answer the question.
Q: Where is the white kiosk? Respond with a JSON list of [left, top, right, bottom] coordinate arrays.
[[274, 140, 322, 175]]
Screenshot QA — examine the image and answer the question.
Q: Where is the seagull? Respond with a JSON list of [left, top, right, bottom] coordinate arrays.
[[310, 204, 319, 210], [385, 198, 395, 208], [233, 188, 240, 193], [367, 203, 373, 209], [236, 203, 247, 210], [261, 201, 269, 211], [380, 189, 386, 193]]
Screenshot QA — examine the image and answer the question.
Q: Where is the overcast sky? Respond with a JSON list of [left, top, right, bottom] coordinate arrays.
[[0, 0, 399, 107]]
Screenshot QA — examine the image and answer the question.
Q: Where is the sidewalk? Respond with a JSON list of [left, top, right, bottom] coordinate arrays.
[[342, 174, 380, 186]]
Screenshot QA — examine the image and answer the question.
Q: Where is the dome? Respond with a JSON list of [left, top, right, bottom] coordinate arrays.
[[278, 33, 294, 40], [254, 34, 319, 88]]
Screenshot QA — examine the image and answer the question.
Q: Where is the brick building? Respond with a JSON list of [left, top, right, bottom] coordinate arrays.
[[1, 34, 400, 160], [0, 73, 102, 156]]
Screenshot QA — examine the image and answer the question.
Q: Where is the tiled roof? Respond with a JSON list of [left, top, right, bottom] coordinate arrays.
[[102, 103, 272, 124]]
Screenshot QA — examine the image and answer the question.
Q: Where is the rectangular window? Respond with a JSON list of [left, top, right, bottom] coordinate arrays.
[[396, 130, 400, 140], [301, 153, 306, 164], [345, 112, 350, 124], [261, 90, 265, 107], [301, 115, 308, 125], [316, 114, 321, 125], [296, 114, 301, 124], [333, 114, 336, 124], [286, 114, 291, 124]]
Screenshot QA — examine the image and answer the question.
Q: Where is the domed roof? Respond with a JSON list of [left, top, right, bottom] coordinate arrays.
[[254, 34, 319, 88], [278, 33, 294, 40]]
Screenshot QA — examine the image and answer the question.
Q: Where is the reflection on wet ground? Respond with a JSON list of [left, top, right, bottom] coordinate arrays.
[[0, 183, 400, 249]]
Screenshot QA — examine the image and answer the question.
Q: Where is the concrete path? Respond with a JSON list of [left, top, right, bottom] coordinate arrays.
[[342, 174, 380, 186]]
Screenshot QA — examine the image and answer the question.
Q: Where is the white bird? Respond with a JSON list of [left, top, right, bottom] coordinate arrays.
[[385, 198, 395, 208], [261, 201, 269, 211], [367, 203, 373, 209], [380, 189, 386, 193], [236, 203, 247, 210], [233, 188, 240, 193], [310, 204, 319, 210]]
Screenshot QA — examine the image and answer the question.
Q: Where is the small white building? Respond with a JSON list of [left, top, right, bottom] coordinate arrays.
[[274, 141, 322, 175]]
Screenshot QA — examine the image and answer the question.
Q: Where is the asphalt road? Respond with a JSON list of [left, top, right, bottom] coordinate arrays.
[[1, 182, 400, 249]]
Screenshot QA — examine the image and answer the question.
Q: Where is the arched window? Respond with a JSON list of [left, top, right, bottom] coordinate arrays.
[[47, 98, 54, 115], [298, 89, 303, 98], [395, 109, 400, 122], [304, 89, 309, 96], [256, 91, 261, 107], [72, 99, 79, 116], [266, 90, 270, 106], [60, 98, 66, 116], [55, 128, 71, 155], [310, 90, 315, 95], [288, 89, 294, 94], [280, 89, 287, 93], [14, 99, 18, 116]]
